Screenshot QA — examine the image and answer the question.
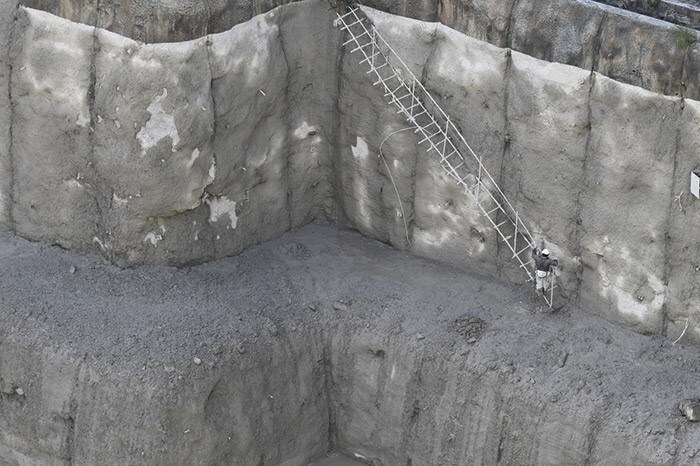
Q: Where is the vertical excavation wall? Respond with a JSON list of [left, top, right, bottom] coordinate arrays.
[[0, 1, 18, 227], [339, 7, 700, 342]]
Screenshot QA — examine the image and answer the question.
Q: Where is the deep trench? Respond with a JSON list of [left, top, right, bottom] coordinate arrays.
[[1, 1, 700, 465]]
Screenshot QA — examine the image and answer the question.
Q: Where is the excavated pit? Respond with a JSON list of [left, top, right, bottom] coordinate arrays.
[[1, 0, 700, 464], [1, 223, 700, 465]]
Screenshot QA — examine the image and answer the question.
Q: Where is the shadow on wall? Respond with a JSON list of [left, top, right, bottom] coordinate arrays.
[[1, 1, 700, 343]]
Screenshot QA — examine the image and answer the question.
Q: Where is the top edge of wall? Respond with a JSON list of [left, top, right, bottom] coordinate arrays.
[[14, 0, 700, 98]]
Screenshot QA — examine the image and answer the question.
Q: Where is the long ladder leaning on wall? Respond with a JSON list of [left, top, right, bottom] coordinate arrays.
[[334, 4, 556, 307]]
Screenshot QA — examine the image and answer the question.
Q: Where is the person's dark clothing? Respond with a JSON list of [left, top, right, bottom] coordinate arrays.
[[532, 248, 558, 272]]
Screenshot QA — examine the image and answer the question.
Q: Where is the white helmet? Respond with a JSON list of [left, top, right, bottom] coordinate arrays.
[[542, 248, 550, 256]]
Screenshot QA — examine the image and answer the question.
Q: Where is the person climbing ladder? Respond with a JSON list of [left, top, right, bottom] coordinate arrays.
[[532, 246, 558, 297]]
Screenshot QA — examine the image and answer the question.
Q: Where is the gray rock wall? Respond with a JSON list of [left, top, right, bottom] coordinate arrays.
[[6, 2, 339, 266], [10, 10, 98, 250], [18, 0, 700, 101], [0, 0, 18, 227], [0, 328, 329, 465], [341, 8, 700, 342]]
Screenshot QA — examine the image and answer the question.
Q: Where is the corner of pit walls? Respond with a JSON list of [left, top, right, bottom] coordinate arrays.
[[665, 98, 700, 345], [5, 1, 340, 267], [339, 7, 700, 343], [336, 9, 507, 278]]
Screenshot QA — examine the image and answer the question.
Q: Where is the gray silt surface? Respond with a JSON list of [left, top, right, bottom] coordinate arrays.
[[1, 222, 699, 463]]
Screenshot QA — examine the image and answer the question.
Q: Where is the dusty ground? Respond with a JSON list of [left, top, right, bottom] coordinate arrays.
[[1, 222, 699, 464]]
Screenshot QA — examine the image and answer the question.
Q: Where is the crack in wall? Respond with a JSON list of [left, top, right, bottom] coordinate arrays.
[[331, 2, 350, 227], [276, 14, 296, 231], [659, 99, 685, 337], [203, 35, 219, 198], [495, 48, 514, 277], [590, 12, 609, 75], [571, 72, 598, 305], [87, 7, 113, 260], [321, 331, 338, 450], [404, 22, 441, 249], [6, 0, 21, 230], [504, 0, 520, 49]]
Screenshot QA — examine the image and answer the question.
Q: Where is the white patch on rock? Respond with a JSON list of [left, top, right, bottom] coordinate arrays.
[[112, 193, 128, 206], [75, 112, 90, 127], [293, 121, 317, 140], [144, 232, 163, 246], [352, 137, 369, 159], [207, 159, 217, 183], [207, 196, 238, 230], [93, 236, 108, 251], [188, 148, 200, 167], [136, 88, 180, 155], [64, 179, 82, 189], [352, 177, 372, 230]]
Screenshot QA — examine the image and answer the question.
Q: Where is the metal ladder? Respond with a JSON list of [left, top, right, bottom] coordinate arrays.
[[334, 5, 556, 307]]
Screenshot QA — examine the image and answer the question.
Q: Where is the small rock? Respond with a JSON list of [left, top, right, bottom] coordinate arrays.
[[466, 337, 477, 344], [333, 301, 348, 311], [679, 399, 700, 421], [308, 303, 318, 312], [417, 334, 425, 341], [236, 344, 247, 354], [15, 387, 24, 396], [193, 357, 202, 365], [69, 266, 76, 274], [164, 364, 175, 373], [558, 352, 569, 368]]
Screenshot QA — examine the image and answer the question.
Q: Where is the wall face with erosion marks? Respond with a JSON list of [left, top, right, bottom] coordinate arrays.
[[93, 28, 216, 265], [665, 98, 700, 344], [0, 328, 330, 465], [5, 2, 339, 266], [338, 7, 700, 341], [10, 9, 99, 250], [0, 0, 19, 227]]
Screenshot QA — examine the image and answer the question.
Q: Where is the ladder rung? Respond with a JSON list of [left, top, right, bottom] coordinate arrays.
[[340, 20, 364, 31], [373, 73, 397, 86], [519, 260, 534, 269], [388, 93, 411, 102], [418, 131, 442, 144], [359, 52, 381, 65], [513, 244, 532, 258], [403, 103, 421, 114], [495, 220, 508, 228], [343, 34, 367, 47], [485, 205, 502, 216], [367, 62, 389, 74], [502, 235, 513, 241], [441, 150, 458, 161], [410, 110, 428, 120], [351, 42, 373, 53], [336, 9, 360, 22]]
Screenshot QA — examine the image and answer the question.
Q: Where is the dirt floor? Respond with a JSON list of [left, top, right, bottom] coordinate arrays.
[[1, 222, 699, 465]]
